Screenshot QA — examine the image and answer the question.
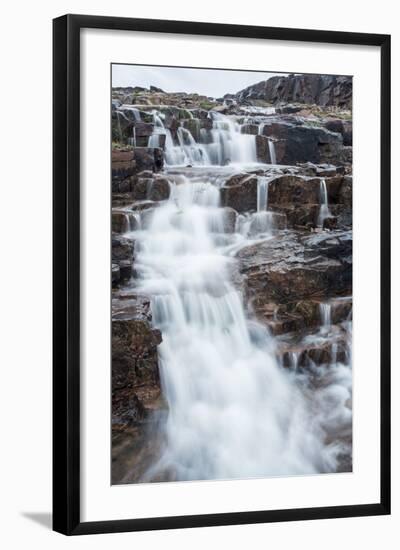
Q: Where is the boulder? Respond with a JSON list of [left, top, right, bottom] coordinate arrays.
[[278, 331, 349, 368], [112, 235, 134, 263], [132, 176, 170, 201], [241, 123, 259, 135], [268, 175, 321, 205], [112, 263, 120, 286], [338, 175, 352, 207], [220, 174, 258, 213], [255, 135, 274, 163], [112, 149, 136, 181], [261, 122, 344, 165], [132, 147, 164, 173], [112, 293, 162, 431], [235, 74, 352, 109], [112, 210, 139, 233], [325, 119, 352, 146], [239, 230, 352, 305]]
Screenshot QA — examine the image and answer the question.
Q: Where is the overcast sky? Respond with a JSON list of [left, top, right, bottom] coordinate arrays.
[[112, 64, 286, 98]]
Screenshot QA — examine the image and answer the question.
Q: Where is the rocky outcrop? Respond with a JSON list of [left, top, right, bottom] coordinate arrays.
[[220, 174, 258, 213], [239, 230, 352, 305], [234, 74, 352, 109], [260, 122, 344, 165], [112, 292, 162, 427], [132, 147, 164, 174]]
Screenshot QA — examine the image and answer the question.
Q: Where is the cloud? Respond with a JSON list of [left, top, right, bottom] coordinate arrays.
[[112, 64, 286, 98]]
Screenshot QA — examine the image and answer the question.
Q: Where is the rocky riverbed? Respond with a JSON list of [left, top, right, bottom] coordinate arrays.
[[111, 74, 352, 484]]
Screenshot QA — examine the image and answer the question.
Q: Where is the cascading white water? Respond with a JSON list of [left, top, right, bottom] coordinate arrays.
[[318, 179, 331, 228], [134, 173, 348, 482], [148, 110, 258, 166], [319, 302, 332, 332], [319, 302, 332, 333], [257, 176, 269, 212], [268, 139, 277, 164]]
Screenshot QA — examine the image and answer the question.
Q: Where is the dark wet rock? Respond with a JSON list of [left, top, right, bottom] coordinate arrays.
[[130, 200, 160, 212], [132, 177, 153, 201], [220, 174, 258, 213], [133, 147, 164, 174], [239, 230, 352, 307], [271, 204, 320, 229], [112, 149, 136, 181], [255, 135, 274, 163], [315, 164, 338, 177], [112, 263, 120, 286], [325, 119, 352, 146], [132, 176, 170, 201], [112, 210, 139, 233], [112, 293, 162, 437], [303, 230, 352, 262], [268, 175, 321, 205], [278, 329, 349, 368], [338, 175, 352, 207], [112, 193, 136, 207], [112, 235, 134, 263], [325, 175, 344, 203], [261, 122, 343, 165], [119, 259, 132, 281], [134, 122, 154, 137], [276, 104, 304, 114], [241, 123, 259, 135], [150, 85, 164, 93], [252, 296, 352, 336], [235, 74, 352, 109], [149, 176, 171, 201], [340, 146, 353, 164]]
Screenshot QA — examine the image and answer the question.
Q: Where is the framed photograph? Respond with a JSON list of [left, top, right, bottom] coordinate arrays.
[[53, 14, 391, 535]]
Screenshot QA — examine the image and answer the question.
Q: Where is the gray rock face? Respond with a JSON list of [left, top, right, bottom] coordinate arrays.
[[220, 174, 258, 213], [261, 122, 343, 165], [238, 230, 352, 305], [234, 74, 352, 109], [133, 147, 164, 174], [112, 293, 162, 428]]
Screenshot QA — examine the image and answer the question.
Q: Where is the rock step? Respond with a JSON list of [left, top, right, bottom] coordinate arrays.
[[276, 325, 350, 369], [255, 297, 352, 336]]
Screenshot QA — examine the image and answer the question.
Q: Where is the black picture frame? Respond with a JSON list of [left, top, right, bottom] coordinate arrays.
[[53, 13, 391, 535]]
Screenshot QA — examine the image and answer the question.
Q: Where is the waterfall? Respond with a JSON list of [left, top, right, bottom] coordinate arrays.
[[268, 139, 277, 164], [147, 110, 258, 167], [120, 105, 141, 121], [319, 302, 332, 332], [318, 179, 331, 228], [128, 126, 137, 147], [257, 176, 269, 212], [289, 351, 300, 371], [134, 173, 347, 482]]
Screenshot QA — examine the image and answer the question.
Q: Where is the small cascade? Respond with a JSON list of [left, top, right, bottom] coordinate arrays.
[[147, 109, 258, 167], [317, 179, 331, 228], [176, 127, 211, 165], [120, 105, 141, 121], [257, 176, 270, 212], [319, 302, 332, 333], [268, 139, 277, 164], [134, 172, 346, 483], [121, 211, 141, 233], [288, 351, 300, 372], [128, 126, 137, 147]]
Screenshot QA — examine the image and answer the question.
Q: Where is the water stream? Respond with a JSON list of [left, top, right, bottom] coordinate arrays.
[[129, 166, 351, 482]]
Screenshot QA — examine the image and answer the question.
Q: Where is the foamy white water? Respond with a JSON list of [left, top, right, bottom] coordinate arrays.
[[131, 171, 351, 482]]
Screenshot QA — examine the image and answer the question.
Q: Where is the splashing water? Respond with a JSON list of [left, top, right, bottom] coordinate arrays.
[[318, 179, 331, 228], [132, 173, 351, 482]]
